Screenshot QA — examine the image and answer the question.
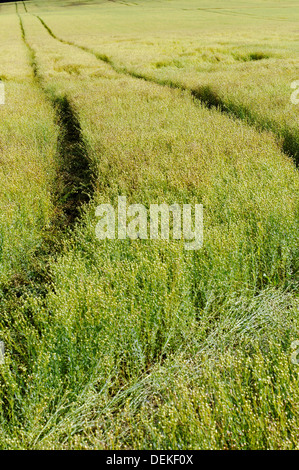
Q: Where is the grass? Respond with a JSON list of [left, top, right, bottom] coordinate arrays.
[[0, 12, 59, 288], [36, 0, 299, 164], [0, 0, 298, 449]]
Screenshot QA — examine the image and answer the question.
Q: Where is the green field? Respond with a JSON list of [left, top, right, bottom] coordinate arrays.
[[0, 0, 298, 449]]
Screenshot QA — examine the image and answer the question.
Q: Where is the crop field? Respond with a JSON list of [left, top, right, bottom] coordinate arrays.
[[0, 0, 298, 450]]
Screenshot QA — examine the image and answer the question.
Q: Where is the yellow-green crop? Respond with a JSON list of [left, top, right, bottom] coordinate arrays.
[[0, 0, 298, 450]]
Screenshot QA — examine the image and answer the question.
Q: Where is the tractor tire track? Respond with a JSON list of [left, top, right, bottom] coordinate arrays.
[[0, 8, 96, 425], [5, 11, 96, 304], [35, 14, 299, 167], [18, 12, 94, 228]]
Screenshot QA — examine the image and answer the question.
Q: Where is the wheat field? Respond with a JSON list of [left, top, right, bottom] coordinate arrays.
[[0, 0, 298, 449]]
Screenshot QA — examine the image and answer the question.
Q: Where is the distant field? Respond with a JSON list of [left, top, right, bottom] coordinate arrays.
[[0, 0, 298, 450]]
